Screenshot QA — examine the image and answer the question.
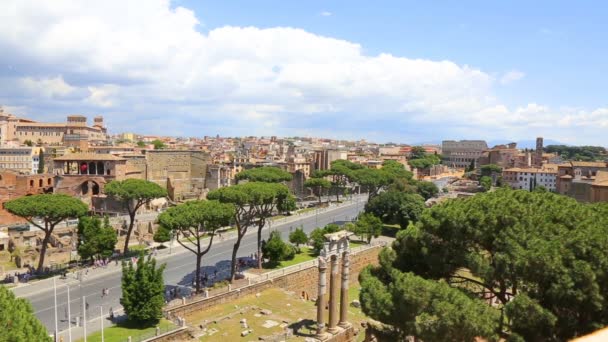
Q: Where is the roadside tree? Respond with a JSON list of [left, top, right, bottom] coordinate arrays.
[[5, 194, 88, 273], [121, 254, 165, 325], [353, 213, 383, 244], [365, 191, 425, 229], [0, 285, 52, 341], [289, 227, 308, 252], [105, 179, 167, 254], [77, 216, 117, 262], [304, 177, 331, 203], [157, 200, 234, 292]]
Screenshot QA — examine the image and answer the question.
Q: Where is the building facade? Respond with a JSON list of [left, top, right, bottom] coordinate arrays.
[[502, 165, 558, 191], [0, 109, 107, 148], [441, 140, 488, 168]]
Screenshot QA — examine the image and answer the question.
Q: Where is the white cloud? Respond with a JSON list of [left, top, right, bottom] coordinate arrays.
[[19, 76, 76, 98], [0, 0, 605, 144], [500, 70, 525, 85], [320, 11, 332, 17]]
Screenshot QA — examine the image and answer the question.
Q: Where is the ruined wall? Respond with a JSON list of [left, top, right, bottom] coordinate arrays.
[[166, 246, 382, 319], [144, 150, 210, 200]]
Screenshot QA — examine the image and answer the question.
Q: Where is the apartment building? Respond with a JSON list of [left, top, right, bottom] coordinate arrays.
[[502, 164, 558, 191]]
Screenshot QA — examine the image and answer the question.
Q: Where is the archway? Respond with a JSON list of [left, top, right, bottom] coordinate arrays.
[[81, 182, 89, 195], [92, 181, 100, 195]]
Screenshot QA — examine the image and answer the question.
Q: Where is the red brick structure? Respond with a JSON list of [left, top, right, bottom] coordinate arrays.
[[0, 171, 54, 226]]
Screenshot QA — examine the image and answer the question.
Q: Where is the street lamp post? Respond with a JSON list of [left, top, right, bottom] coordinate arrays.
[[53, 277, 58, 342], [67, 285, 72, 342], [169, 231, 174, 255]]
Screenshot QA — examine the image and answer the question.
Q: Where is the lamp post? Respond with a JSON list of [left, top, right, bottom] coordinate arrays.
[[67, 285, 72, 342], [169, 231, 174, 255], [53, 277, 58, 342]]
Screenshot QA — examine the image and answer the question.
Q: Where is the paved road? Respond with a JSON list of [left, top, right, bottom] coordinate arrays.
[[14, 197, 366, 337]]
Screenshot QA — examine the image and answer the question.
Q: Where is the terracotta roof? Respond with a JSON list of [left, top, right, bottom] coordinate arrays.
[[53, 153, 125, 161], [571, 161, 607, 168]]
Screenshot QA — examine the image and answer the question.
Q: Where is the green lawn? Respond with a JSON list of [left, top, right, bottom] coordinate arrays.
[[77, 319, 176, 342], [381, 224, 401, 237], [263, 247, 316, 270]]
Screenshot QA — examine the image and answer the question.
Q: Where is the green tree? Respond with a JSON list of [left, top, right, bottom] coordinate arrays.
[[5, 194, 88, 273], [37, 149, 44, 174], [0, 285, 52, 341], [207, 183, 259, 282], [153, 226, 171, 245], [480, 164, 502, 176], [136, 141, 146, 147], [304, 177, 331, 203], [365, 191, 425, 229], [23, 139, 33, 147], [309, 223, 341, 255], [157, 200, 234, 292], [410, 146, 428, 160], [353, 213, 383, 244], [480, 176, 492, 192], [77, 216, 117, 262], [416, 181, 439, 200], [359, 257, 500, 341], [234, 168, 295, 268], [289, 227, 308, 252], [151, 139, 166, 149], [261, 231, 295, 267], [351, 168, 391, 200], [381, 189, 608, 340], [121, 254, 166, 325], [544, 145, 607, 161], [105, 179, 167, 254], [235, 166, 292, 183], [325, 159, 363, 202]]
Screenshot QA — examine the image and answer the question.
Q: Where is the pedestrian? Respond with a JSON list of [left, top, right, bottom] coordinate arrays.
[[109, 307, 114, 321], [86, 302, 89, 311], [64, 306, 68, 320]]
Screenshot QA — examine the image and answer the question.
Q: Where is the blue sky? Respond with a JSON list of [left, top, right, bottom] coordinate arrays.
[[0, 0, 607, 144]]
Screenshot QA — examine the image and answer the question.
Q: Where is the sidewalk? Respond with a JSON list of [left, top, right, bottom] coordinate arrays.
[[10, 196, 364, 298]]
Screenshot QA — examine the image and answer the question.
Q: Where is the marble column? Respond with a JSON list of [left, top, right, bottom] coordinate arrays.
[[328, 254, 340, 333], [316, 257, 328, 339], [339, 251, 351, 328]]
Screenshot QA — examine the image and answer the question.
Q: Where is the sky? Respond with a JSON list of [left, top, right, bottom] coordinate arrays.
[[0, 0, 607, 145]]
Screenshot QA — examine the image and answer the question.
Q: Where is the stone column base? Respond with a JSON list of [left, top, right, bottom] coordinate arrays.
[[327, 326, 343, 335], [338, 321, 352, 329], [315, 332, 332, 341]]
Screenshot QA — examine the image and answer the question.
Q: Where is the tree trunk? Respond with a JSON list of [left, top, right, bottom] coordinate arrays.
[[37, 224, 53, 273], [123, 212, 136, 255], [195, 254, 202, 293], [318, 187, 322, 204], [230, 231, 244, 282], [256, 222, 264, 269]]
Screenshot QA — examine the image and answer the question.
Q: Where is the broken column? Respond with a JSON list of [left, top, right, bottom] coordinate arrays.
[[316, 256, 328, 339], [339, 251, 350, 328], [328, 254, 340, 334]]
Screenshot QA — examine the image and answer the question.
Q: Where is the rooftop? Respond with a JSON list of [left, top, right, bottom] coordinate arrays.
[[53, 152, 125, 161]]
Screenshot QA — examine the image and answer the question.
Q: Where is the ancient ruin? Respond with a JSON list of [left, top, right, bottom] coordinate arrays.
[[316, 230, 351, 341]]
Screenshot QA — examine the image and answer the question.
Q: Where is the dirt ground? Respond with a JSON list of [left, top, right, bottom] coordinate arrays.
[[184, 287, 368, 341]]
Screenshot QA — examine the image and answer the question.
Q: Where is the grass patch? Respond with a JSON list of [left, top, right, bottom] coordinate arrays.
[[381, 224, 401, 237], [263, 247, 316, 270], [349, 240, 367, 247], [77, 319, 175, 342]]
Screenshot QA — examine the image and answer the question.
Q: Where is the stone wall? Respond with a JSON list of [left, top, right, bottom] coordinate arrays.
[[144, 150, 210, 201], [165, 245, 382, 319]]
